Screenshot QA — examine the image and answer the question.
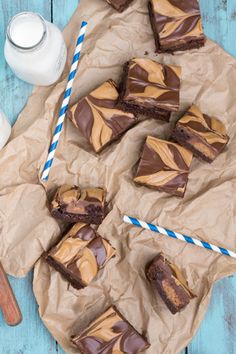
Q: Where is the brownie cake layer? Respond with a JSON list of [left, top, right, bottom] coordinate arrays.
[[51, 185, 106, 225]]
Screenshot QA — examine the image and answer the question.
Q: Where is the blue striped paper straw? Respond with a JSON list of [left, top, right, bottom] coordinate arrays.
[[123, 215, 236, 259], [41, 21, 88, 181]]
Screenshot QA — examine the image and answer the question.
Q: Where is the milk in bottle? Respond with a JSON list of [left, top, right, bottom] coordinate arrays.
[[4, 12, 67, 86]]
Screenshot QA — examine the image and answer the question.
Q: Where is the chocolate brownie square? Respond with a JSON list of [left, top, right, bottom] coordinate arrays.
[[172, 105, 229, 163], [146, 253, 195, 314], [148, 0, 205, 53], [134, 136, 193, 197], [51, 185, 106, 225], [45, 223, 116, 289], [72, 306, 150, 353], [120, 58, 181, 121], [67, 80, 137, 153]]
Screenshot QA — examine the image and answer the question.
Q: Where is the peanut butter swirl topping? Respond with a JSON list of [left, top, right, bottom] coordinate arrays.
[[123, 58, 181, 112], [51, 223, 97, 266], [149, 0, 205, 51], [68, 80, 137, 153], [72, 306, 150, 353], [178, 105, 228, 145], [51, 184, 106, 225], [173, 105, 229, 162], [134, 136, 193, 197], [47, 223, 116, 288]]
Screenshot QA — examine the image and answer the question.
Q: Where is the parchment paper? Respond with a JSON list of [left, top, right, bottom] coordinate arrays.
[[0, 0, 236, 353]]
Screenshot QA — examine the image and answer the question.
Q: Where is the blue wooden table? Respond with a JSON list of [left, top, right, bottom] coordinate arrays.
[[0, 1, 236, 353]]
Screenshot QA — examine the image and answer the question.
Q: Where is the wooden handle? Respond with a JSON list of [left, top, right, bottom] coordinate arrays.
[[0, 262, 22, 326]]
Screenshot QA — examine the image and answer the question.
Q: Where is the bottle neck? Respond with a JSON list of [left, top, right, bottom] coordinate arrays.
[[6, 12, 48, 53]]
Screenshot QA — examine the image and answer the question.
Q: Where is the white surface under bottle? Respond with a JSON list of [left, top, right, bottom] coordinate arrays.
[[4, 12, 67, 86], [0, 111, 11, 151]]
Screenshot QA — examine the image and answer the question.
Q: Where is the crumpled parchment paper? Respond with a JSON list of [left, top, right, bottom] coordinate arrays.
[[0, 0, 236, 353]]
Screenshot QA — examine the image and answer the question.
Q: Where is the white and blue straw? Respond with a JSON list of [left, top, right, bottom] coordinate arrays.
[[41, 21, 88, 181], [123, 215, 236, 259]]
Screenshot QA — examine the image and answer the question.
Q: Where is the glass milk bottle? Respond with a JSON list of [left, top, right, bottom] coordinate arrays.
[[0, 110, 11, 150], [4, 12, 67, 86]]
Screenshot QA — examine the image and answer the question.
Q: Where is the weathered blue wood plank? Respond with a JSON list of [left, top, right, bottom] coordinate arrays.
[[0, 1, 51, 125], [226, 1, 236, 56], [200, 0, 228, 51], [189, 1, 236, 352], [52, 0, 78, 29], [188, 277, 236, 354], [0, 272, 56, 354]]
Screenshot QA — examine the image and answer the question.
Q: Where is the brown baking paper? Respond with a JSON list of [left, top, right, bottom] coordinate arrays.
[[0, 0, 236, 353]]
